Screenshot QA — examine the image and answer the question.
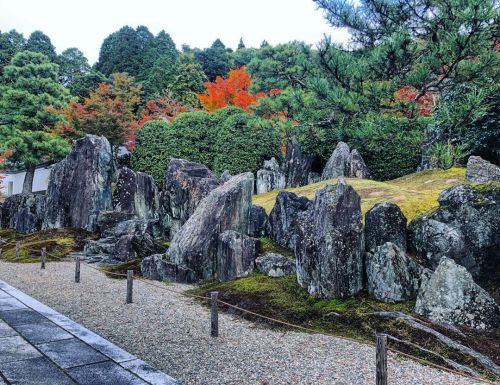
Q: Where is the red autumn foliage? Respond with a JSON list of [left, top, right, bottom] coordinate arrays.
[[395, 86, 433, 117], [138, 96, 193, 126], [197, 66, 267, 112], [51, 73, 141, 150]]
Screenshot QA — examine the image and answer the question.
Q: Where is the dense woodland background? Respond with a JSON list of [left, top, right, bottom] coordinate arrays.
[[0, 0, 498, 189]]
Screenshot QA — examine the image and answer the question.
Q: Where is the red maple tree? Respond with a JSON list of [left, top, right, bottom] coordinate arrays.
[[197, 66, 266, 112], [395, 86, 433, 117]]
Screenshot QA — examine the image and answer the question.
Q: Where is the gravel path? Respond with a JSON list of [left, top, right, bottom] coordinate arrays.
[[0, 261, 482, 385]]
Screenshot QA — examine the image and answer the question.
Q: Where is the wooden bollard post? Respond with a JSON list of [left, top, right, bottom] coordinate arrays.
[[41, 247, 46, 269], [210, 291, 219, 337], [376, 334, 388, 385], [126, 270, 133, 304], [15, 240, 20, 258], [75, 257, 81, 283]]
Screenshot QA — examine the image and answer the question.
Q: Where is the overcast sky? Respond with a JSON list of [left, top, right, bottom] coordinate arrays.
[[0, 0, 349, 65]]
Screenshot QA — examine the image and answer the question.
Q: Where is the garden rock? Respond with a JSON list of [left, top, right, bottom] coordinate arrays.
[[295, 180, 364, 298], [365, 202, 407, 252], [256, 157, 286, 194], [267, 191, 311, 250], [322, 142, 351, 179], [166, 172, 254, 283], [281, 136, 314, 187], [415, 257, 500, 329], [217, 230, 258, 281], [408, 184, 500, 279], [255, 253, 296, 277], [348, 149, 371, 179], [160, 158, 221, 239], [466, 156, 500, 183], [0, 193, 45, 233], [366, 242, 429, 302], [248, 205, 268, 237], [113, 167, 159, 219], [43, 135, 114, 232]]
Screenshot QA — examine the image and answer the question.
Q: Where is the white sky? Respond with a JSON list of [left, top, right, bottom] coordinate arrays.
[[0, 0, 349, 65]]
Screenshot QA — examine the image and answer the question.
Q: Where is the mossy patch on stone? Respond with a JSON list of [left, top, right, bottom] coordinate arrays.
[[258, 237, 294, 258], [99, 258, 143, 279], [253, 168, 467, 221]]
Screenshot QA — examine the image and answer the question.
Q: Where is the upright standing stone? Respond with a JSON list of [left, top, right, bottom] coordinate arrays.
[[348, 149, 371, 179], [267, 191, 311, 250], [365, 202, 407, 252], [217, 230, 259, 281], [166, 173, 254, 282], [256, 157, 286, 194], [248, 205, 268, 238], [281, 137, 314, 187], [322, 142, 351, 180], [43, 135, 113, 232], [113, 167, 159, 219], [295, 180, 364, 298], [160, 158, 221, 239]]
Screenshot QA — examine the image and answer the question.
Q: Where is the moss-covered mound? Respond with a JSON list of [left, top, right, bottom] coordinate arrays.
[[253, 168, 467, 221], [0, 228, 94, 263], [189, 274, 499, 380]]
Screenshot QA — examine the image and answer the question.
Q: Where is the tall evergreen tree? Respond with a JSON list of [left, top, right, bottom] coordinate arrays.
[[57, 47, 91, 87], [26, 31, 56, 61], [194, 38, 232, 81], [0, 51, 71, 192], [0, 29, 25, 76]]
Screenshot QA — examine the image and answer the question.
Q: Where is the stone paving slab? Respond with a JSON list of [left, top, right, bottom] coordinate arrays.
[[0, 279, 181, 385], [38, 338, 109, 369], [68, 361, 149, 385], [0, 308, 47, 326], [0, 321, 17, 338], [14, 320, 73, 344], [0, 356, 75, 385], [0, 335, 42, 363]]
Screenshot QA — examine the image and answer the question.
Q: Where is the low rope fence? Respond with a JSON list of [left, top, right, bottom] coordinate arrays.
[[4, 243, 498, 385]]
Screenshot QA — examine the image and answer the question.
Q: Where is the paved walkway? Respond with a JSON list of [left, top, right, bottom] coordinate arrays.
[[0, 280, 180, 385]]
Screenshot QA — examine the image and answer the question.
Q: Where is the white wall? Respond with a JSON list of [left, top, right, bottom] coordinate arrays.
[[0, 166, 53, 196]]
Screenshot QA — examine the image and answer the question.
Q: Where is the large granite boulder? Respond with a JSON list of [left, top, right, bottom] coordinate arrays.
[[165, 172, 254, 282], [256, 157, 286, 194], [322, 142, 351, 180], [217, 230, 259, 281], [141, 254, 177, 281], [348, 149, 371, 179], [84, 219, 165, 262], [113, 167, 159, 219], [365, 202, 407, 252], [322, 142, 371, 180], [43, 135, 114, 232], [366, 242, 429, 303], [281, 137, 314, 188], [0, 193, 45, 234], [255, 253, 296, 277], [267, 191, 311, 250], [160, 158, 221, 239], [248, 205, 268, 238], [295, 180, 364, 299], [415, 257, 500, 329], [408, 184, 500, 279], [466, 156, 500, 183]]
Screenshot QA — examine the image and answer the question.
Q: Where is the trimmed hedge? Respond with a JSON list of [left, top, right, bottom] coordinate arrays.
[[132, 107, 281, 185]]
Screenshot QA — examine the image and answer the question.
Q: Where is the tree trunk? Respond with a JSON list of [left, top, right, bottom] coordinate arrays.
[[22, 165, 35, 194]]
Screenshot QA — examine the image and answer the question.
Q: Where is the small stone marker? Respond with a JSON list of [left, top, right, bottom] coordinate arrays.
[[211, 291, 219, 337], [75, 257, 81, 283], [41, 247, 46, 269], [376, 333, 388, 385], [15, 240, 20, 258], [126, 270, 133, 304]]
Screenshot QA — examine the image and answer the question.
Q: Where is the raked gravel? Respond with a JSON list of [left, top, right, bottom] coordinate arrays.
[[0, 261, 483, 385]]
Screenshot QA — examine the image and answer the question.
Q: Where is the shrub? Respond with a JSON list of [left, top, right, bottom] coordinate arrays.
[[346, 115, 426, 180], [132, 107, 281, 185]]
